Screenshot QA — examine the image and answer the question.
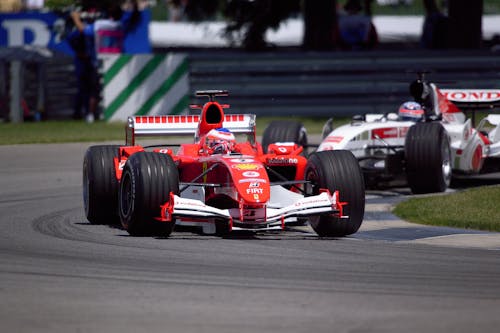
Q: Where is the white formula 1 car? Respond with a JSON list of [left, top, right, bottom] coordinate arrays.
[[316, 77, 500, 194]]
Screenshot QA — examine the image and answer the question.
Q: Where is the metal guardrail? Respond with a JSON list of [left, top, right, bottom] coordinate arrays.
[[1, 47, 499, 121], [0, 47, 76, 122], [188, 50, 500, 117]]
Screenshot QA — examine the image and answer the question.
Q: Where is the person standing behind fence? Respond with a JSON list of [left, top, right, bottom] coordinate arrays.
[[337, 0, 378, 50], [66, 27, 92, 121], [70, 8, 115, 123], [70, 3, 140, 123], [421, 0, 447, 49]]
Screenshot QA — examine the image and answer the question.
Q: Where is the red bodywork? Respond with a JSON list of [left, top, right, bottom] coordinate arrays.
[[113, 91, 323, 229]]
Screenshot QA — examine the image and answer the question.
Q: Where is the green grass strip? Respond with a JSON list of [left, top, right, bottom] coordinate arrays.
[[0, 116, 334, 144], [102, 55, 133, 86], [0, 120, 125, 144], [135, 59, 189, 116], [393, 185, 500, 232], [104, 55, 165, 119]]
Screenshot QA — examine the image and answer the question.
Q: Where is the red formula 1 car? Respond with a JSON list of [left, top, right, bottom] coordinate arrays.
[[83, 90, 365, 237]]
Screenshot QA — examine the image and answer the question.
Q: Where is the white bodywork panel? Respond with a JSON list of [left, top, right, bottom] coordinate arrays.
[[320, 110, 500, 174], [172, 190, 337, 221]]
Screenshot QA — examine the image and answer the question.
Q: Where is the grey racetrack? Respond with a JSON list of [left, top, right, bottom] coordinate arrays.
[[1, 143, 500, 333]]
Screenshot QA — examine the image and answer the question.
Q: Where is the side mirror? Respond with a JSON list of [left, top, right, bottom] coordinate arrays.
[[321, 118, 334, 139]]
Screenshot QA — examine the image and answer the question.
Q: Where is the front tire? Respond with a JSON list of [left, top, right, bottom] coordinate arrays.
[[83, 145, 120, 224], [405, 122, 451, 194], [119, 152, 179, 237], [305, 150, 365, 237], [262, 120, 308, 154]]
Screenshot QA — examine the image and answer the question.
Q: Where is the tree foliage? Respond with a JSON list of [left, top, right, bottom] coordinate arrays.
[[183, 0, 338, 51], [44, 0, 74, 9], [183, 0, 224, 21], [223, 0, 301, 50], [303, 0, 337, 50], [45, 0, 122, 10]]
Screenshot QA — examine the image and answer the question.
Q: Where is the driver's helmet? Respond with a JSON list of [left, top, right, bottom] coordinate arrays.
[[204, 128, 236, 154], [398, 101, 425, 122]]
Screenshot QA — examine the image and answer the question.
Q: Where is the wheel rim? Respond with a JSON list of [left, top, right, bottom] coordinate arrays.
[[305, 167, 319, 196], [304, 167, 321, 227], [120, 172, 133, 218], [441, 138, 452, 187]]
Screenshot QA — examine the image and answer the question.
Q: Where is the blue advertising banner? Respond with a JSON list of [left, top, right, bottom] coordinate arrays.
[[0, 12, 72, 53], [0, 10, 151, 54]]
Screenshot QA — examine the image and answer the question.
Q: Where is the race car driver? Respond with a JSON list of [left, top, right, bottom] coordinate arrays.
[[202, 128, 237, 155], [398, 101, 425, 122]]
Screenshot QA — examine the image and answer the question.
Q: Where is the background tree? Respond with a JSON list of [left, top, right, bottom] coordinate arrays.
[[45, 0, 76, 9], [224, 0, 301, 51], [47, 0, 486, 51], [183, 0, 222, 21], [45, 0, 121, 11], [447, 0, 483, 49], [421, 0, 448, 48], [302, 0, 338, 50]]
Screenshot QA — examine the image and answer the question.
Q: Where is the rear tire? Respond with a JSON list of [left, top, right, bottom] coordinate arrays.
[[405, 122, 451, 194], [83, 145, 120, 224], [305, 150, 365, 237], [119, 152, 179, 237], [215, 219, 231, 236], [262, 120, 308, 154]]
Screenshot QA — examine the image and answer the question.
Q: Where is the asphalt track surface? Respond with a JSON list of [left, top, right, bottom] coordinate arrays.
[[1, 142, 500, 333]]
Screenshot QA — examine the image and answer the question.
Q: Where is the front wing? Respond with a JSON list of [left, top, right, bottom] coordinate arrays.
[[158, 191, 347, 232]]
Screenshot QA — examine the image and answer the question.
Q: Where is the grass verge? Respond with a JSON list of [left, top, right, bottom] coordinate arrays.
[[393, 185, 500, 232], [0, 116, 334, 145], [0, 120, 126, 145]]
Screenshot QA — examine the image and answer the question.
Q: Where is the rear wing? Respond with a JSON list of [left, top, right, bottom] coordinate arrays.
[[441, 89, 500, 109], [125, 114, 256, 146]]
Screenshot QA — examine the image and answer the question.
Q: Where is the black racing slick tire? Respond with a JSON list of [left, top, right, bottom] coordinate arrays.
[[405, 122, 452, 194], [262, 120, 308, 154], [305, 150, 365, 237], [215, 219, 231, 236], [119, 152, 179, 237], [83, 145, 120, 225]]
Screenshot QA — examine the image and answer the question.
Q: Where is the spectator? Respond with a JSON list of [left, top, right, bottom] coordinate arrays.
[[70, 3, 140, 122], [70, 9, 110, 123], [337, 0, 378, 50], [66, 28, 92, 120], [421, 0, 448, 49], [166, 0, 188, 22]]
